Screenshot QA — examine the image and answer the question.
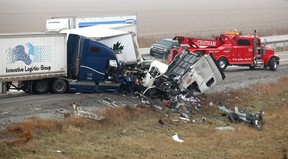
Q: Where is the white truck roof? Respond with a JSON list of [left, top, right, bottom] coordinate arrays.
[[60, 25, 129, 39]]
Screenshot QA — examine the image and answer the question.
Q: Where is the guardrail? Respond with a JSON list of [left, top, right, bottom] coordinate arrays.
[[261, 35, 288, 50]]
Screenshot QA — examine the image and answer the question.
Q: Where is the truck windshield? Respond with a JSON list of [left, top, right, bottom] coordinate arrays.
[[165, 50, 200, 77], [159, 39, 173, 47]]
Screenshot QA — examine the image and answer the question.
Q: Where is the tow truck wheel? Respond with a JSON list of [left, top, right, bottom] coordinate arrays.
[[52, 79, 67, 94], [217, 58, 228, 71], [249, 65, 256, 70], [269, 58, 278, 71], [33, 80, 49, 94]]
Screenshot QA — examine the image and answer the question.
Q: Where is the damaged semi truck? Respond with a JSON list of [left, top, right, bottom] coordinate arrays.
[[0, 32, 134, 94], [142, 49, 226, 99]]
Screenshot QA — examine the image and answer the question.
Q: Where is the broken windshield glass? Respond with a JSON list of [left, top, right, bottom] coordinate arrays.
[[165, 49, 200, 77]]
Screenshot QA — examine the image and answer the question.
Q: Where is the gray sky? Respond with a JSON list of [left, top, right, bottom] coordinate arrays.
[[0, 0, 288, 37]]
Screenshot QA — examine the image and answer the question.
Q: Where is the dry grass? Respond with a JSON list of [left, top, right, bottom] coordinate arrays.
[[0, 77, 288, 159]]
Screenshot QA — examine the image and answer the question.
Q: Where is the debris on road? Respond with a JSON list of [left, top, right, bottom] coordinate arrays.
[[215, 125, 236, 131], [72, 103, 105, 121], [0, 112, 10, 115], [192, 117, 206, 123], [172, 133, 184, 143]]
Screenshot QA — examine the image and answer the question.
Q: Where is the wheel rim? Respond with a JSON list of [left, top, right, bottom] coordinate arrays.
[[37, 82, 47, 92], [273, 62, 277, 69], [219, 60, 226, 68], [254, 119, 262, 129], [53, 80, 66, 93], [55, 83, 64, 92]]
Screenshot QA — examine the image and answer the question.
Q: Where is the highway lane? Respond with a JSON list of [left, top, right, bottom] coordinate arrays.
[[277, 51, 288, 65]]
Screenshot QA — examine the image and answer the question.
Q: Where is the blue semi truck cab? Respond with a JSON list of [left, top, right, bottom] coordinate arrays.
[[66, 34, 129, 93]]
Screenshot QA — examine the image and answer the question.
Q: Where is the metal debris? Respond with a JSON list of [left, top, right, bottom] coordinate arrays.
[[192, 117, 206, 123], [99, 97, 120, 108], [215, 125, 235, 131], [72, 103, 105, 120], [218, 105, 233, 114], [0, 112, 10, 115], [172, 133, 184, 143]]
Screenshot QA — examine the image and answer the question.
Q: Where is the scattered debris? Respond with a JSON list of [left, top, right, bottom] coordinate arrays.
[[215, 120, 224, 124], [218, 105, 233, 114], [209, 102, 214, 106], [235, 96, 242, 101], [172, 133, 184, 143], [179, 113, 190, 122], [99, 98, 121, 108], [0, 112, 10, 115], [153, 105, 163, 110], [177, 94, 198, 103], [141, 98, 150, 105], [158, 119, 172, 127], [227, 107, 264, 130], [179, 116, 190, 122], [215, 125, 235, 131], [33, 107, 42, 111], [55, 109, 71, 118], [192, 117, 206, 123], [72, 103, 105, 121]]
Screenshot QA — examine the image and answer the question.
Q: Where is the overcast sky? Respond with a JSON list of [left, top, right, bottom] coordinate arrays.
[[0, 0, 288, 36]]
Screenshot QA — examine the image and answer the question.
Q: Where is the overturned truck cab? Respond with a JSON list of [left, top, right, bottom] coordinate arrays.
[[142, 49, 225, 99]]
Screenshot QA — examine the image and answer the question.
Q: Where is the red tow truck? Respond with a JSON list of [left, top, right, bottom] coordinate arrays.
[[169, 30, 280, 71]]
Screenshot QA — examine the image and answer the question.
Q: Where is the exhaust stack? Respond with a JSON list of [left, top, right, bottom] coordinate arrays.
[[253, 30, 257, 58]]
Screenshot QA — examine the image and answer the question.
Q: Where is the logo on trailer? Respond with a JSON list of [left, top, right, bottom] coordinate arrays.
[[5, 43, 53, 74], [6, 43, 52, 65]]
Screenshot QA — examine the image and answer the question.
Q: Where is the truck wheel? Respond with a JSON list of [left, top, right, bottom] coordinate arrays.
[[21, 83, 31, 93], [52, 79, 67, 94], [217, 58, 228, 71], [33, 80, 49, 94], [269, 58, 278, 71], [249, 65, 255, 70]]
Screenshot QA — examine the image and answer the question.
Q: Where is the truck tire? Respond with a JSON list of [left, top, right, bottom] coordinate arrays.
[[252, 118, 263, 130], [269, 58, 278, 71], [52, 79, 67, 94], [33, 80, 49, 94], [21, 82, 31, 93], [217, 58, 228, 71]]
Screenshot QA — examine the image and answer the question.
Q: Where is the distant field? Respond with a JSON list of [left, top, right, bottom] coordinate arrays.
[[0, 0, 288, 40]]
